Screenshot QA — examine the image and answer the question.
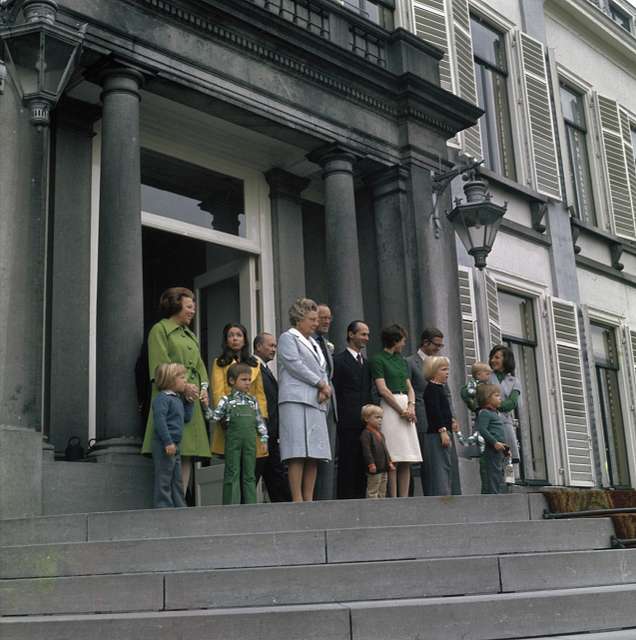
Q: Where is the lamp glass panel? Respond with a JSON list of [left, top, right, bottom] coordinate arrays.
[[42, 36, 75, 95], [5, 31, 41, 96]]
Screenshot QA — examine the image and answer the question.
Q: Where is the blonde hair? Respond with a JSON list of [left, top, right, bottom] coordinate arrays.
[[424, 356, 450, 381], [471, 361, 492, 378], [361, 404, 383, 424], [154, 363, 187, 391], [476, 383, 501, 408]]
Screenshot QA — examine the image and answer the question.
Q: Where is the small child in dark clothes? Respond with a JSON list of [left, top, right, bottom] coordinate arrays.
[[360, 404, 395, 499], [476, 383, 509, 494], [151, 363, 194, 508]]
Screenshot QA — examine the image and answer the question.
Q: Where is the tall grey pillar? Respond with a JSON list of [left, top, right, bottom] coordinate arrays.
[[368, 166, 413, 333], [265, 168, 310, 336], [0, 72, 45, 516], [48, 102, 98, 454], [307, 144, 364, 351], [93, 67, 145, 461]]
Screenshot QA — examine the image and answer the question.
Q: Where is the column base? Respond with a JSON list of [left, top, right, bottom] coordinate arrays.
[[87, 436, 146, 465], [0, 425, 43, 518]]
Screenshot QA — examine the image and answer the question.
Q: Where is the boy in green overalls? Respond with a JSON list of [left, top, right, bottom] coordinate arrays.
[[210, 363, 268, 505]]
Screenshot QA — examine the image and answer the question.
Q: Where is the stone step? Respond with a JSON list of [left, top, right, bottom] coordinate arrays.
[[0, 556, 499, 616], [500, 548, 636, 592], [0, 518, 612, 579], [3, 584, 636, 640], [0, 493, 546, 546], [517, 633, 636, 640], [4, 545, 635, 617], [348, 584, 636, 639]]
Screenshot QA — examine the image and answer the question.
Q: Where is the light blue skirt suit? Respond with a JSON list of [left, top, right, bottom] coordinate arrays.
[[277, 329, 332, 462]]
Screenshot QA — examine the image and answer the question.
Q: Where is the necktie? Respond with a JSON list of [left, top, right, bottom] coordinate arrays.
[[357, 353, 364, 366]]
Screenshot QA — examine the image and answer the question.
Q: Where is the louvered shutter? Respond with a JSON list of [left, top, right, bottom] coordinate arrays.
[[594, 94, 636, 239], [413, 0, 453, 92], [451, 0, 482, 159], [458, 266, 479, 377], [623, 324, 636, 415], [548, 298, 594, 487], [517, 32, 562, 200], [484, 272, 501, 348]]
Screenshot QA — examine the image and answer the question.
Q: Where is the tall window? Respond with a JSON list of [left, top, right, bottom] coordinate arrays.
[[560, 85, 597, 226], [470, 16, 516, 180], [590, 323, 630, 487], [499, 291, 548, 483]]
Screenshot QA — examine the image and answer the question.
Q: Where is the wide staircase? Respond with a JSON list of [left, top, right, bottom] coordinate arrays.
[[1, 493, 636, 639]]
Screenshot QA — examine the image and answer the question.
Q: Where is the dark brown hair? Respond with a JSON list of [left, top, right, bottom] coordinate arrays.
[[159, 287, 195, 319], [381, 324, 407, 349], [489, 345, 516, 376]]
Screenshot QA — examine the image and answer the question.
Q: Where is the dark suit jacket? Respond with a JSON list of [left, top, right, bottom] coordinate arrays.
[[259, 361, 279, 440], [332, 350, 372, 431]]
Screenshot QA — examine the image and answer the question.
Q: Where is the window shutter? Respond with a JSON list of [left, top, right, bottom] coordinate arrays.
[[623, 324, 636, 415], [517, 31, 562, 200], [594, 94, 636, 240], [450, 0, 482, 159], [484, 272, 501, 348], [413, 0, 453, 92], [458, 266, 479, 377], [548, 298, 594, 487]]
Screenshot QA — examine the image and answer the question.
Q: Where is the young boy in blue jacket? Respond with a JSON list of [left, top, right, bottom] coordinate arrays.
[[151, 363, 194, 508]]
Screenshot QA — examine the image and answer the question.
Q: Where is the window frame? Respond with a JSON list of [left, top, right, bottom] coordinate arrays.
[[498, 290, 550, 484], [552, 64, 607, 230], [469, 12, 518, 181], [586, 307, 636, 489], [558, 82, 598, 226], [609, 1, 633, 32], [482, 268, 560, 486]]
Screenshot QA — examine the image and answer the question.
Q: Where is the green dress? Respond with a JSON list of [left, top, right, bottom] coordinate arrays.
[[369, 350, 409, 394], [141, 318, 211, 458]]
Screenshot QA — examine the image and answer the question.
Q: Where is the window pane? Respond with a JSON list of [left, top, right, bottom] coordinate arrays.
[[141, 148, 246, 238], [470, 17, 506, 70], [564, 125, 597, 225], [510, 342, 548, 481], [610, 3, 631, 31], [499, 291, 535, 341], [560, 85, 586, 128], [475, 63, 516, 179], [596, 366, 630, 486]]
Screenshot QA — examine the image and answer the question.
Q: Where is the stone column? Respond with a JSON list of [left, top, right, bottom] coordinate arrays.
[[264, 168, 310, 335], [307, 144, 364, 351], [0, 71, 44, 516], [368, 166, 414, 334], [48, 101, 98, 454], [93, 67, 145, 461]]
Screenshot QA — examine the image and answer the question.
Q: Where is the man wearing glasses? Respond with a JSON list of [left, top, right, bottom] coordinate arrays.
[[406, 328, 460, 495]]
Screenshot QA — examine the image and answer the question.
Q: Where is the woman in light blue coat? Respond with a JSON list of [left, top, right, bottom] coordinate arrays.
[[278, 298, 332, 502]]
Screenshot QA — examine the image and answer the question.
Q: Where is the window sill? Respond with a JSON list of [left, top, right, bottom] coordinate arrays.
[[478, 166, 549, 204], [570, 217, 636, 256]]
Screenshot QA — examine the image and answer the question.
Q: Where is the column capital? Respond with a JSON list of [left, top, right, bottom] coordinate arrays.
[[264, 168, 310, 201], [97, 66, 144, 101], [366, 165, 410, 199], [307, 143, 357, 175]]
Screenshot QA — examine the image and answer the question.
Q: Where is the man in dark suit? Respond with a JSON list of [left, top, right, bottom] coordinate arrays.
[[406, 328, 461, 495], [333, 320, 372, 499], [314, 304, 338, 500], [253, 333, 291, 502]]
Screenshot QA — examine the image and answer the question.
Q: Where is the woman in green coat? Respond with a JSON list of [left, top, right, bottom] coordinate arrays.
[[141, 287, 211, 494]]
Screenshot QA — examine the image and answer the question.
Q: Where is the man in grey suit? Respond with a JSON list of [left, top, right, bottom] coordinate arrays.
[[406, 328, 461, 495], [314, 303, 338, 500]]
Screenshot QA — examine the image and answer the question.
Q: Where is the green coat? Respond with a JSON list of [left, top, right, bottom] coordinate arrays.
[[141, 318, 211, 457]]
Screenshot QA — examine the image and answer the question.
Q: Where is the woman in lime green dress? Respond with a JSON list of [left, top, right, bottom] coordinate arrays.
[[141, 287, 211, 494]]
